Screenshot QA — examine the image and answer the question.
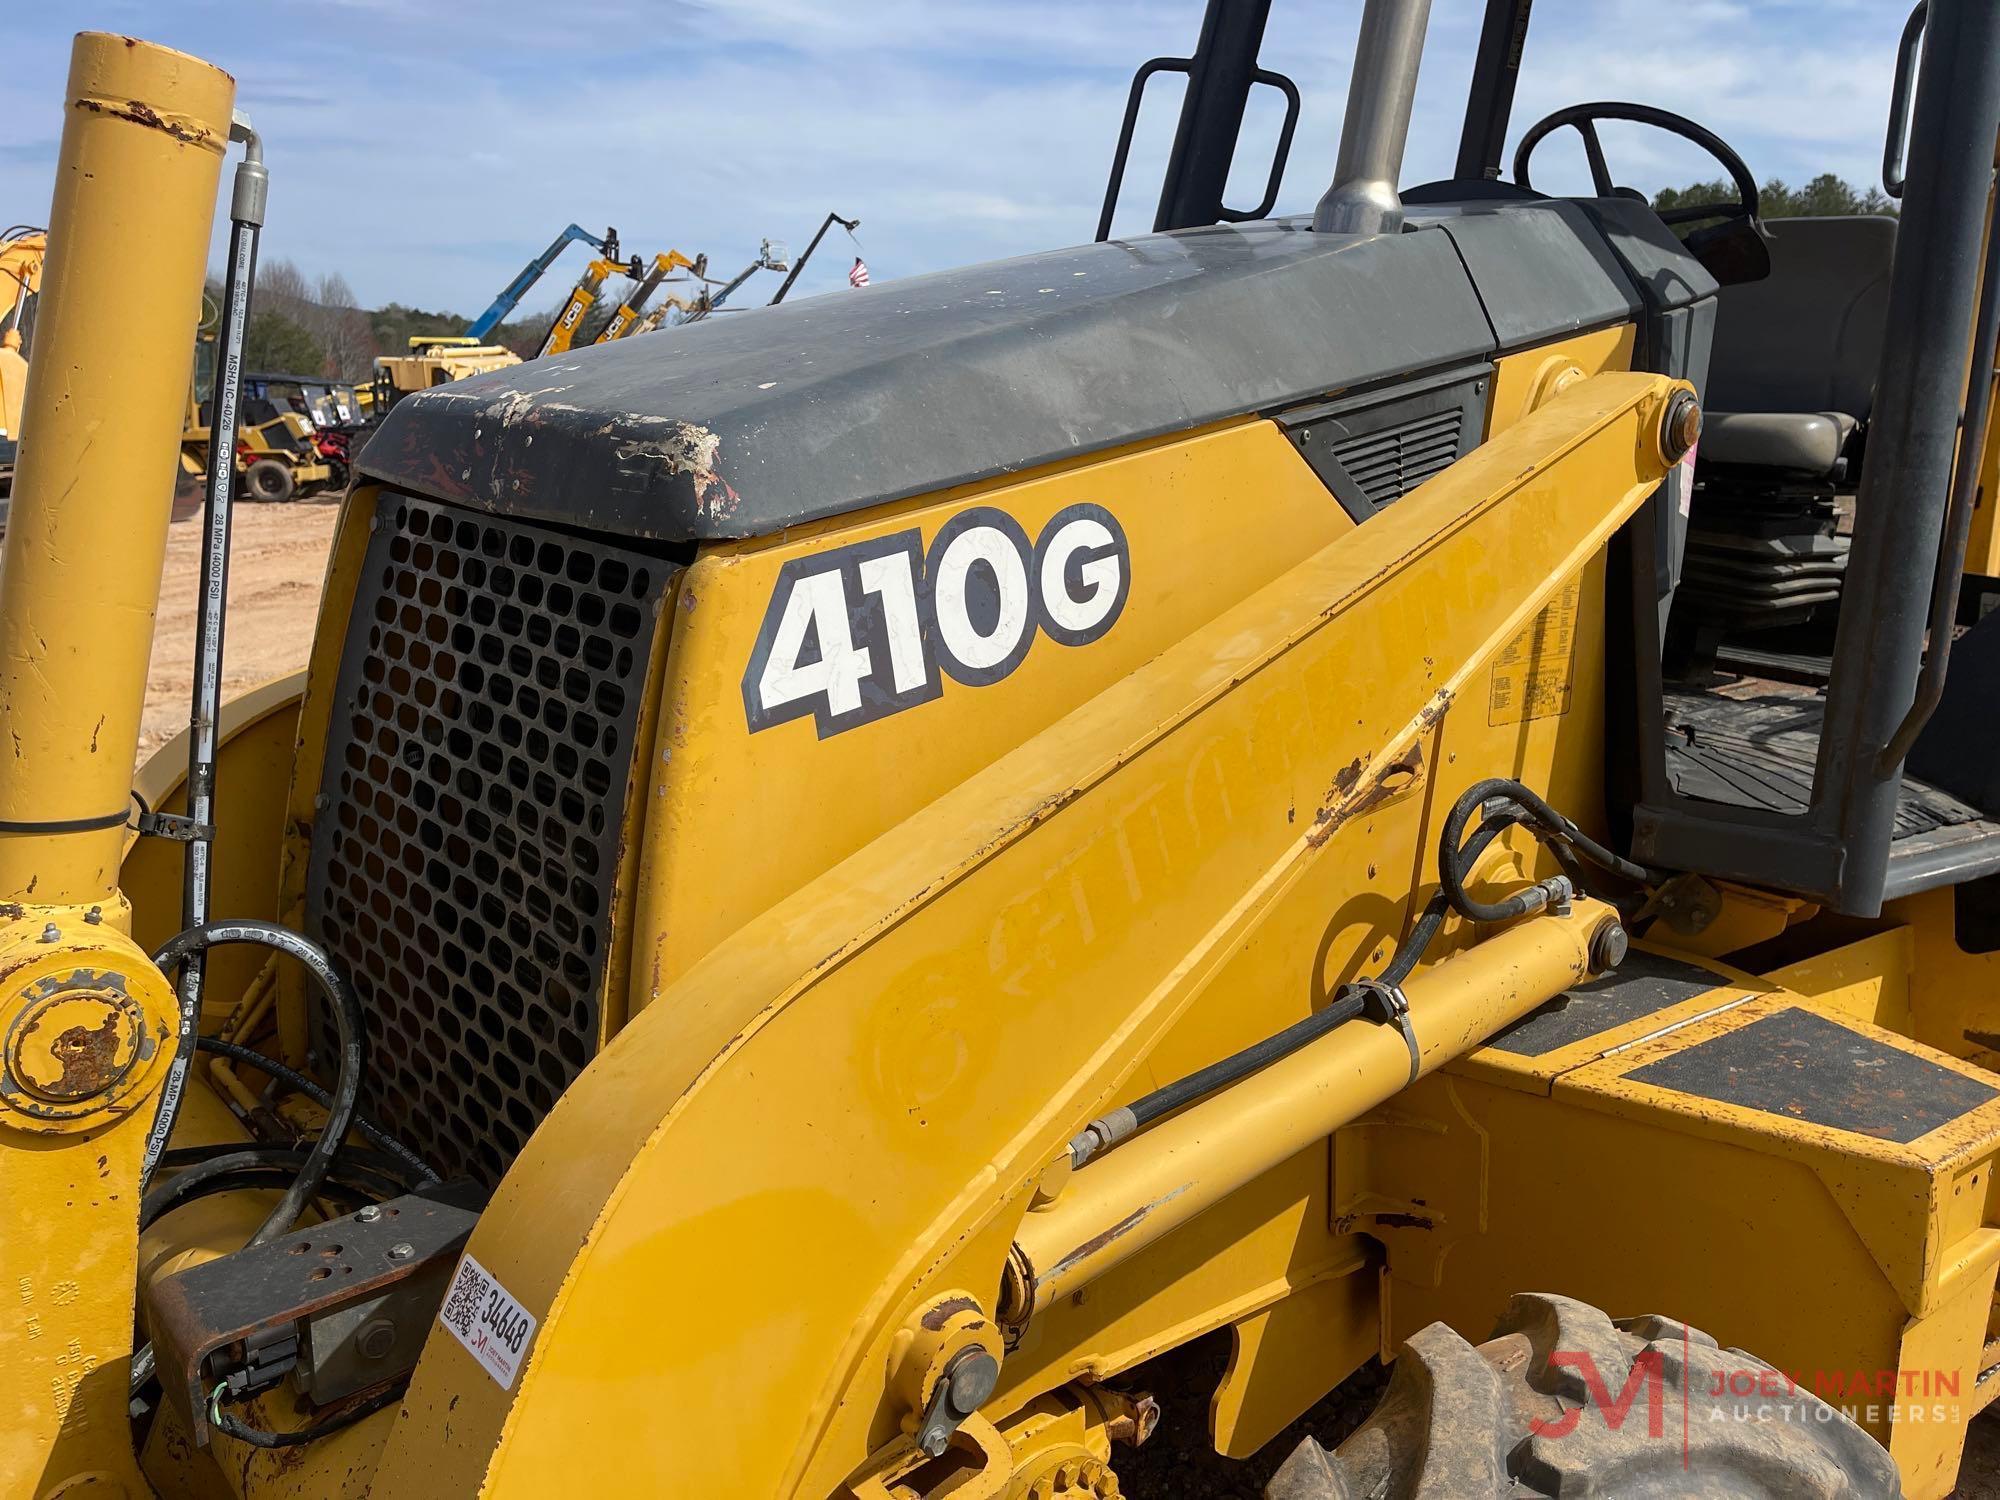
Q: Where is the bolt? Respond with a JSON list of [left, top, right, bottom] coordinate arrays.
[[387, 1241, 413, 1260], [355, 1204, 383, 1224], [946, 1349, 999, 1415], [1589, 920, 1630, 973], [84, 907, 102, 925], [356, 1318, 397, 1360], [1661, 390, 1702, 464], [38, 924, 59, 944]]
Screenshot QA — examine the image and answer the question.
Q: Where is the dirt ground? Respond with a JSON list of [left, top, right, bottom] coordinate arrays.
[[138, 495, 342, 764]]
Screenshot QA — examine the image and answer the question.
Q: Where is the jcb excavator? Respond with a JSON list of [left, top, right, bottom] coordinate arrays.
[[6, 3, 2000, 1496], [534, 246, 644, 356], [591, 248, 705, 344], [368, 225, 624, 415]]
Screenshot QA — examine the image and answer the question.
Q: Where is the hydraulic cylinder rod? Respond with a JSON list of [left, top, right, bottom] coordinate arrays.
[[0, 35, 234, 909], [1002, 902, 1616, 1321]]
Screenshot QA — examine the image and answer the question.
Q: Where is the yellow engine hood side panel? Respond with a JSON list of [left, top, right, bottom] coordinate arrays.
[[634, 419, 1358, 997], [368, 373, 1683, 1498]]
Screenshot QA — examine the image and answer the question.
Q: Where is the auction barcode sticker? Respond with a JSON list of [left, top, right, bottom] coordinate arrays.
[[438, 1252, 537, 1389]]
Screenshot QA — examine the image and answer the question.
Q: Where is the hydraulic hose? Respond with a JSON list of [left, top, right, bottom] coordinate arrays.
[[1069, 782, 1652, 1167], [210, 1380, 405, 1449], [140, 1150, 412, 1231], [1068, 812, 1525, 1165], [139, 113, 268, 1192], [194, 1035, 437, 1184], [1438, 777, 1651, 923], [153, 1142, 428, 1190], [149, 920, 363, 1246]]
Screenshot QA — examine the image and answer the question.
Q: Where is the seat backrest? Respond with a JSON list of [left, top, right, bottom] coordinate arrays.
[[1705, 216, 1897, 419]]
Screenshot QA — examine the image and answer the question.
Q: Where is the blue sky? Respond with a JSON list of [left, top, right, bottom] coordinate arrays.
[[4, 1, 1909, 315]]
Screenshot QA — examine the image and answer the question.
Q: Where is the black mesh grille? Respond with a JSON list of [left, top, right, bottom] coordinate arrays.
[[305, 494, 669, 1187], [1329, 407, 1464, 508]]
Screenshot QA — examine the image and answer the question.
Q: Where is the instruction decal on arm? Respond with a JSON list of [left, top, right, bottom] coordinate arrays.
[[439, 1251, 537, 1389], [1488, 580, 1581, 726], [742, 502, 1130, 737]]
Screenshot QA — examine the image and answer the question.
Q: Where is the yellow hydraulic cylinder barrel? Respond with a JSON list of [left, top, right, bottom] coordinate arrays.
[[0, 35, 233, 908], [1006, 903, 1617, 1319]]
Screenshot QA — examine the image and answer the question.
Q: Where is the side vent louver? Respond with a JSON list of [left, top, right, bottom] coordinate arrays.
[[1278, 364, 1491, 523], [1328, 407, 1465, 509]]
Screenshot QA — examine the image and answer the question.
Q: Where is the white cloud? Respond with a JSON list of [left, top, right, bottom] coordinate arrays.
[[0, 0, 1917, 313]]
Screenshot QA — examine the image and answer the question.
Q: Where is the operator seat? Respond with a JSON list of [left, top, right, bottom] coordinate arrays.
[[1673, 216, 1898, 661], [1700, 216, 1897, 480]]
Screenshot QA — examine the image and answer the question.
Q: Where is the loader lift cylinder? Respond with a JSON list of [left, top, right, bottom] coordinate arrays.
[[1003, 902, 1613, 1321], [0, 36, 234, 910]]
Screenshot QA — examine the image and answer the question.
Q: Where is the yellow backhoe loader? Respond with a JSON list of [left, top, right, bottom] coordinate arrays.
[[178, 337, 336, 505], [7, 5, 2000, 1497], [369, 336, 522, 417]]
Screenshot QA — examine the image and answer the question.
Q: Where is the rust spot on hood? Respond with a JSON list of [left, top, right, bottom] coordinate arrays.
[[1308, 741, 1428, 849], [614, 421, 741, 520]]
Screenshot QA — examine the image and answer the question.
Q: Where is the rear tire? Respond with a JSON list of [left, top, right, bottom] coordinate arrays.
[[1267, 1292, 1900, 1499], [243, 457, 295, 503]]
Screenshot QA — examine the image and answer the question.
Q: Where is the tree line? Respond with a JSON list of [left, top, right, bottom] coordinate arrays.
[[1653, 171, 1897, 220], [225, 259, 552, 383]]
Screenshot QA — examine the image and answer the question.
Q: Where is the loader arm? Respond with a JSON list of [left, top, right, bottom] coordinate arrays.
[[370, 371, 1687, 1496]]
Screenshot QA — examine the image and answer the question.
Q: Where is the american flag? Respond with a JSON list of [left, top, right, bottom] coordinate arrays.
[[848, 257, 870, 288]]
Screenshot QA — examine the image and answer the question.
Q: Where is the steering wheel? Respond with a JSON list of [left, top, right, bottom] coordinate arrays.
[[1513, 102, 1761, 226]]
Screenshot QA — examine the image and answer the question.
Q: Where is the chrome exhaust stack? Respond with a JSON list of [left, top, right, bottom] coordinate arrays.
[[1313, 0, 1434, 235]]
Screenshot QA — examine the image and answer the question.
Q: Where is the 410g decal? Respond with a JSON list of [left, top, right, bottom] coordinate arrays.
[[742, 503, 1130, 737]]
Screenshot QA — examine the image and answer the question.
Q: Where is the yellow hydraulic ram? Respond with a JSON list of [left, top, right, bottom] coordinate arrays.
[[0, 35, 232, 911], [1000, 899, 1618, 1322], [0, 36, 234, 1499]]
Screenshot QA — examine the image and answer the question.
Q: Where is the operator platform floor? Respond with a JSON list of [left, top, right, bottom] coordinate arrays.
[[1663, 684, 2000, 899]]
